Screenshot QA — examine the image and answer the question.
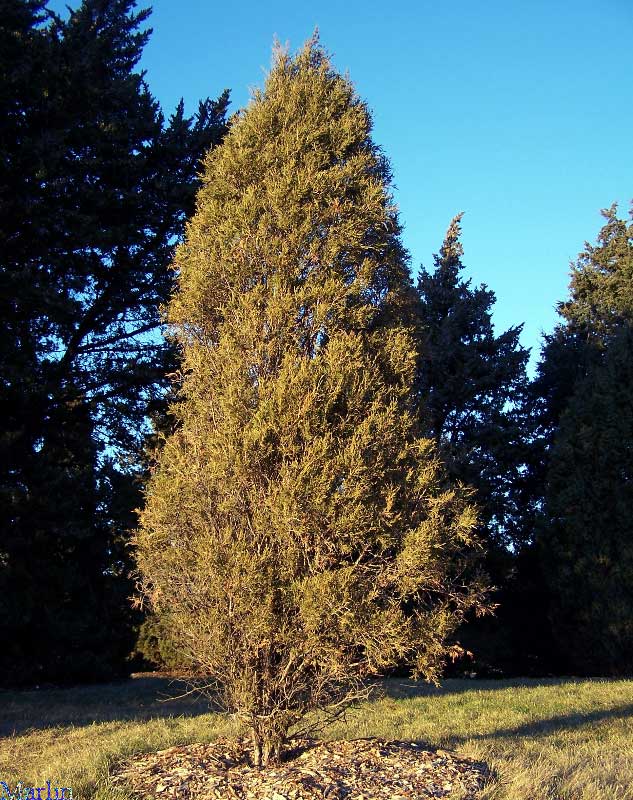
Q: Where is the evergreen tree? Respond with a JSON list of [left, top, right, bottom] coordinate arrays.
[[136, 40, 487, 765], [525, 204, 633, 674], [0, 0, 228, 684], [411, 215, 530, 675], [541, 324, 633, 674], [528, 204, 633, 462], [414, 214, 530, 549], [560, 203, 633, 338]]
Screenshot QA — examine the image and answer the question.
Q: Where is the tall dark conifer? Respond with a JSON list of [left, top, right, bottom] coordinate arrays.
[[542, 324, 633, 674], [530, 205, 633, 674], [413, 214, 529, 550], [0, 0, 228, 684]]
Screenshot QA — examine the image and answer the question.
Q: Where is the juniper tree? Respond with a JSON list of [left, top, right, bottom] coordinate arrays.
[[526, 204, 633, 468], [136, 39, 487, 766], [560, 203, 633, 339], [414, 214, 529, 549], [531, 205, 633, 674], [411, 216, 530, 674], [542, 323, 633, 674]]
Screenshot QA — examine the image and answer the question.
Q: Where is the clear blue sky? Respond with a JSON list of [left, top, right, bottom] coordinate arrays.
[[60, 0, 633, 364]]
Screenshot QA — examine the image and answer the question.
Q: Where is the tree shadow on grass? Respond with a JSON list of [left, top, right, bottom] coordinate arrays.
[[0, 675, 220, 737], [4, 674, 632, 741], [380, 675, 629, 701], [381, 677, 633, 745], [450, 703, 633, 744]]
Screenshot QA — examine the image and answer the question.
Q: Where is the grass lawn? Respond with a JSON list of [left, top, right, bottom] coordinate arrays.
[[1, 675, 632, 799]]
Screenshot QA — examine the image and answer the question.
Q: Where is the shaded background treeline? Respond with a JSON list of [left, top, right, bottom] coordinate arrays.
[[1, 0, 631, 686], [0, 0, 229, 683]]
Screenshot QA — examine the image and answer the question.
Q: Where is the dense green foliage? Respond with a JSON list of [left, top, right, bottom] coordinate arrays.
[[533, 206, 633, 675], [542, 325, 633, 674], [133, 613, 191, 672], [561, 204, 633, 336], [413, 214, 529, 551], [411, 215, 533, 675], [0, 0, 228, 685], [524, 207, 633, 511], [136, 40, 488, 764]]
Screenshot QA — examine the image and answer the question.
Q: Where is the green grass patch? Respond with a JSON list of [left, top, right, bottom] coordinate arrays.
[[1, 676, 632, 799]]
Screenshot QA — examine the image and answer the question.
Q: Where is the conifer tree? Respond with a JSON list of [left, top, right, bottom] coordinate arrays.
[[530, 204, 633, 674], [136, 40, 487, 765], [0, 0, 228, 684], [410, 215, 531, 674], [560, 203, 633, 339], [528, 204, 633, 463], [541, 324, 633, 674], [414, 214, 529, 549]]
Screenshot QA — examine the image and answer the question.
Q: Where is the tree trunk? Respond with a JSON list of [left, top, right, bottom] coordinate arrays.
[[250, 725, 284, 768], [251, 727, 263, 768], [262, 737, 282, 766]]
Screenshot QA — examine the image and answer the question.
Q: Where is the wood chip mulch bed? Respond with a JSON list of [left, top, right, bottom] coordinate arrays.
[[109, 736, 489, 799]]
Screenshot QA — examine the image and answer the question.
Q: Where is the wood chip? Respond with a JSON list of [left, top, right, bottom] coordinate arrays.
[[110, 737, 488, 799]]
